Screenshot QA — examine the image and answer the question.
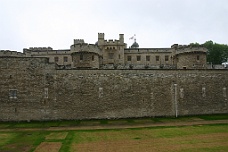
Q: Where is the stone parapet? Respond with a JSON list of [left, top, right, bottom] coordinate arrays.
[[0, 50, 25, 57]]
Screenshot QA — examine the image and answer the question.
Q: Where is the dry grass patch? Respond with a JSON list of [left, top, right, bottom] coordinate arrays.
[[72, 133, 228, 152], [71, 125, 228, 152], [46, 132, 68, 140], [34, 142, 62, 152]]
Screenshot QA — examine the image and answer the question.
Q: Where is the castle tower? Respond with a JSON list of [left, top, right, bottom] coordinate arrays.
[[97, 33, 126, 66], [119, 34, 124, 43], [172, 45, 207, 69], [98, 33, 105, 46]]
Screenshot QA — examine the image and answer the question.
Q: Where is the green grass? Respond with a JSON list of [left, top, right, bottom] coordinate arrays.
[[0, 114, 227, 129], [69, 124, 228, 152], [0, 131, 48, 152], [198, 114, 228, 120], [59, 131, 75, 152], [0, 133, 17, 147], [0, 122, 227, 152]]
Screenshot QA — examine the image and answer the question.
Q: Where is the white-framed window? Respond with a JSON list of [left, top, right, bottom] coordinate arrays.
[[9, 89, 17, 99]]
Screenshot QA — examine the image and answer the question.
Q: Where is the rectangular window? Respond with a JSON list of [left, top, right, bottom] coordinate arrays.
[[108, 53, 114, 59], [197, 55, 200, 60], [165, 55, 169, 61], [92, 55, 94, 61], [64, 57, 68, 62], [127, 56, 131, 61], [44, 88, 48, 99], [146, 56, 150, 61], [156, 56, 160, 61], [54, 57, 59, 62], [137, 56, 141, 61], [80, 54, 83, 60], [9, 89, 17, 99]]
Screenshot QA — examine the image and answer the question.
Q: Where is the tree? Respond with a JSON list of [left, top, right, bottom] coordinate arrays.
[[204, 41, 228, 64], [190, 41, 228, 64]]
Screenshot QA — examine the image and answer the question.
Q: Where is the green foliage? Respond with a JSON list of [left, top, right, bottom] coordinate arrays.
[[189, 42, 200, 47], [189, 41, 228, 64], [201, 41, 228, 64]]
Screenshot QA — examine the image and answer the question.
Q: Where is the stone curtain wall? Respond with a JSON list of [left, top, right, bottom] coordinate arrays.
[[0, 57, 227, 121], [0, 57, 56, 121]]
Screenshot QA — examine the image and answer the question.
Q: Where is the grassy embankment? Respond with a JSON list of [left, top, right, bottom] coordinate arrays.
[[0, 114, 227, 152]]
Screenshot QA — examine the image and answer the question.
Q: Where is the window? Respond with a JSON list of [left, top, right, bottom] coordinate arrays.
[[92, 55, 94, 61], [165, 55, 169, 61], [108, 53, 114, 59], [9, 89, 17, 99], [80, 54, 83, 61], [119, 54, 120, 59], [44, 88, 48, 99], [127, 56, 131, 61], [64, 57, 68, 62], [146, 56, 150, 61], [137, 56, 141, 61], [54, 57, 59, 62], [156, 56, 160, 61], [197, 55, 200, 60]]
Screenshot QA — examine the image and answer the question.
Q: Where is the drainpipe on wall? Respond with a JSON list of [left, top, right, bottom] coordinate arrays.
[[174, 84, 178, 117]]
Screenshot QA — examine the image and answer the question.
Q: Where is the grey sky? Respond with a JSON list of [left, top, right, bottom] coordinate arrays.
[[0, 0, 228, 52]]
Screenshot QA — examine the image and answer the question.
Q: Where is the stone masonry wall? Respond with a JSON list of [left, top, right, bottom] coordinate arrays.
[[0, 57, 227, 121]]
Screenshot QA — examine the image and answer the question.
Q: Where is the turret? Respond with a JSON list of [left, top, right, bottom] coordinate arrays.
[[119, 34, 124, 43], [98, 33, 105, 46]]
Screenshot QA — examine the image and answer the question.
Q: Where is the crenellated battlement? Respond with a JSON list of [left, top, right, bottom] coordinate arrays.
[[28, 47, 53, 51], [74, 39, 85, 44], [0, 33, 209, 70], [104, 39, 121, 45], [71, 43, 102, 56], [98, 33, 104, 39], [0, 50, 25, 57], [174, 45, 207, 55]]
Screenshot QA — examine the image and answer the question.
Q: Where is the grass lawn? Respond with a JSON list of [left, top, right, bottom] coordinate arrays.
[[0, 115, 227, 152]]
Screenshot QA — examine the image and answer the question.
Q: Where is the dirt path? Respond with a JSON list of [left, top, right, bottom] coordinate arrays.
[[0, 119, 227, 132]]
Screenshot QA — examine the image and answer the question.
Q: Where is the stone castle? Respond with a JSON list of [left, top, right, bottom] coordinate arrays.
[[0, 33, 227, 121], [1, 33, 207, 70]]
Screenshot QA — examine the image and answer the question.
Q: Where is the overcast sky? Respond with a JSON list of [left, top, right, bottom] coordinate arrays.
[[0, 0, 228, 52]]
